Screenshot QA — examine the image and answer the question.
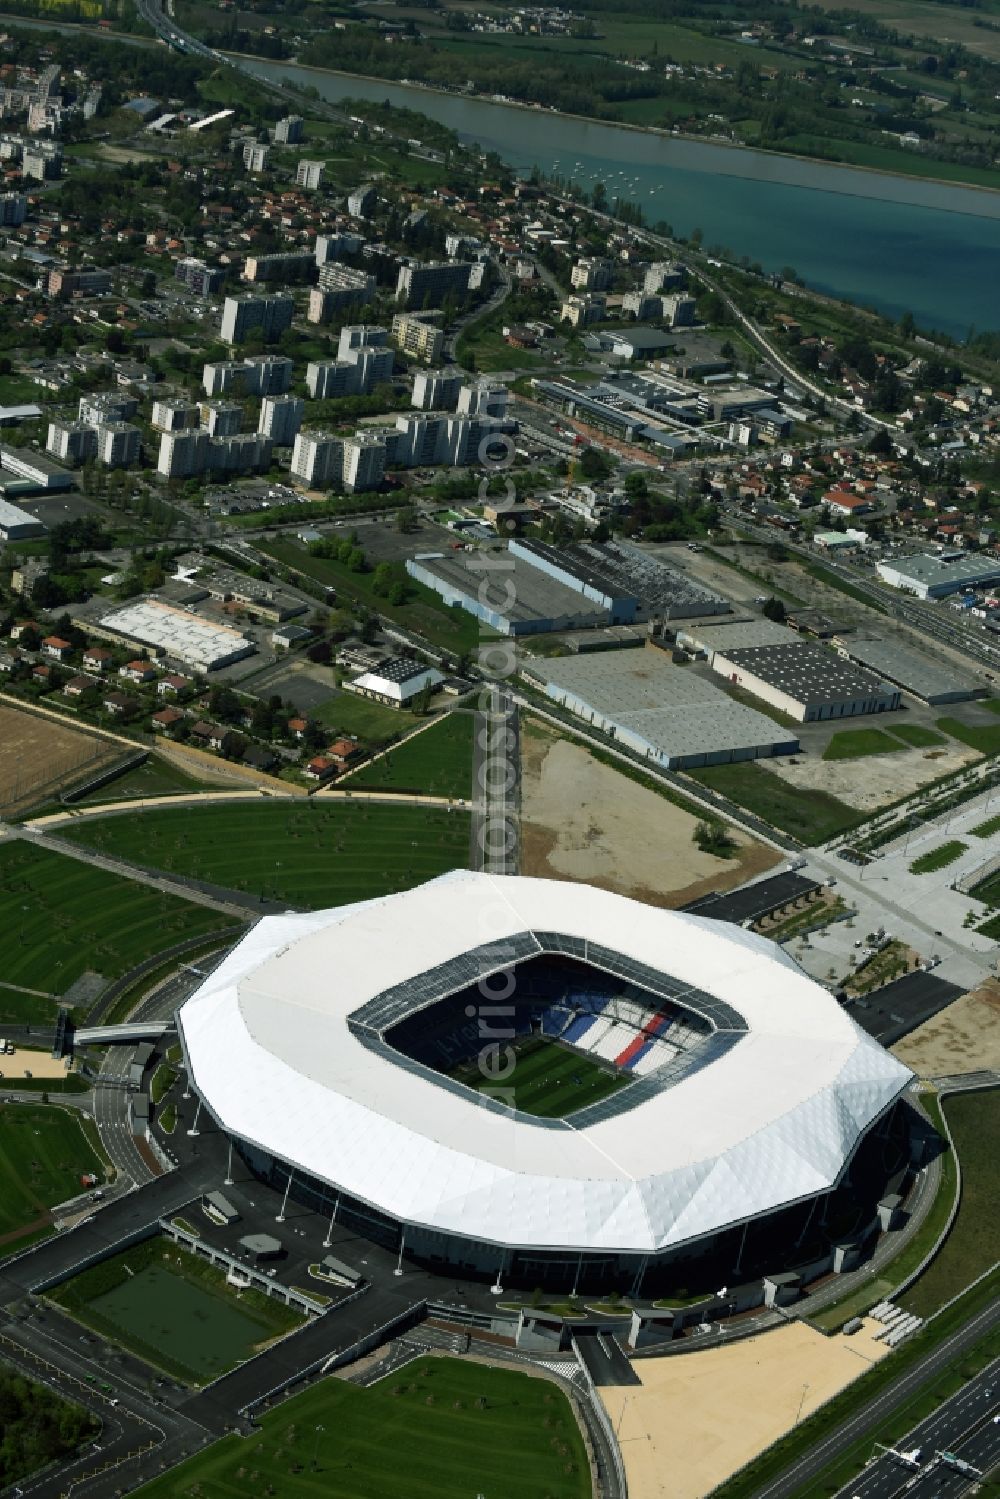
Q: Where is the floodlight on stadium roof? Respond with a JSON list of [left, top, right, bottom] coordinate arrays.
[[178, 872, 911, 1256]]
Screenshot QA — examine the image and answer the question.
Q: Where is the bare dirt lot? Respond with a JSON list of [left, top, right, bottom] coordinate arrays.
[[601, 1320, 889, 1499], [0, 703, 121, 817], [892, 979, 1000, 1076], [0, 1047, 74, 1081], [761, 741, 981, 811], [519, 721, 781, 907]]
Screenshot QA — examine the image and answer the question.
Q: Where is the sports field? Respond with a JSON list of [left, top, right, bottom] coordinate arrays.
[[0, 843, 238, 1005], [450, 1035, 630, 1118], [0, 1103, 107, 1250], [135, 1355, 591, 1499], [59, 802, 470, 908], [343, 712, 475, 798], [47, 1237, 303, 1385]]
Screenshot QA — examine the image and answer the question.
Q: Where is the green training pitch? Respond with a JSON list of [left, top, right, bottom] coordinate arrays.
[[0, 842, 239, 1004], [60, 801, 471, 909], [344, 712, 475, 799], [449, 1035, 630, 1118], [822, 728, 906, 761], [135, 1355, 591, 1499], [47, 1237, 304, 1385], [0, 1103, 106, 1248]]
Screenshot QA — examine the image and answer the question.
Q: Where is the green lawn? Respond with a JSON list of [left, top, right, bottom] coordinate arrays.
[[344, 713, 475, 799], [314, 691, 421, 743], [262, 540, 485, 655], [47, 1237, 303, 1386], [0, 1103, 107, 1249], [687, 762, 858, 844], [937, 716, 1000, 755], [899, 1089, 1000, 1319], [449, 1035, 631, 1119], [0, 843, 239, 1006], [60, 802, 470, 908], [886, 723, 948, 749], [136, 1355, 591, 1499], [969, 812, 1000, 838], [75, 756, 220, 804], [822, 728, 906, 761], [909, 840, 968, 875]]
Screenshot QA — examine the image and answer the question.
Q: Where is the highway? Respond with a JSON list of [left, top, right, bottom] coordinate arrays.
[[833, 1359, 999, 1499], [750, 1297, 1000, 1499]]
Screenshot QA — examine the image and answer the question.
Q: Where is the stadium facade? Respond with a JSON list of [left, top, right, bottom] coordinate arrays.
[[177, 873, 913, 1293]]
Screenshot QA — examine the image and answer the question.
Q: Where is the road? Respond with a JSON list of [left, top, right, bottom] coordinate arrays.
[[471, 684, 519, 873], [833, 1358, 1000, 1499], [750, 1296, 1000, 1499]]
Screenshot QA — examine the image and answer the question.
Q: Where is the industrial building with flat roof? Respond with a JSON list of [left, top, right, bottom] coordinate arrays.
[[676, 619, 800, 661], [836, 635, 980, 705], [527, 648, 798, 768], [0, 496, 45, 540], [407, 549, 612, 636], [876, 552, 1000, 600], [100, 600, 256, 672], [712, 642, 900, 722], [511, 539, 731, 624], [0, 445, 72, 491]]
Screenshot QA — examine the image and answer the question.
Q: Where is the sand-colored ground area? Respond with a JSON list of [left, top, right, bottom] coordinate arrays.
[[601, 1321, 889, 1499], [0, 1047, 74, 1080], [759, 742, 980, 812], [892, 979, 1000, 1076], [0, 703, 120, 817], [520, 723, 781, 907]]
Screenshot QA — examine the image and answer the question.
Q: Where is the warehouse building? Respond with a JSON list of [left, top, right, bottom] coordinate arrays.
[[834, 635, 980, 706], [407, 549, 612, 636], [510, 539, 731, 623], [350, 656, 444, 707], [876, 553, 1000, 600], [712, 642, 900, 722], [527, 649, 798, 768], [100, 600, 255, 672], [0, 445, 72, 491], [676, 618, 801, 662], [0, 496, 45, 541]]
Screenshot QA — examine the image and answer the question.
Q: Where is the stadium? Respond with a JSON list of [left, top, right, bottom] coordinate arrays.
[[177, 872, 914, 1296]]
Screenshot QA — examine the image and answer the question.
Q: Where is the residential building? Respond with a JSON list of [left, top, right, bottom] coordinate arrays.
[[314, 231, 363, 266], [412, 369, 462, 411], [151, 399, 199, 433], [220, 292, 294, 344], [242, 250, 314, 284], [643, 262, 686, 295], [200, 401, 243, 438], [22, 141, 61, 179], [157, 428, 210, 479], [274, 114, 303, 144], [259, 394, 304, 445], [243, 141, 270, 173], [290, 430, 342, 488], [396, 259, 471, 309], [47, 266, 112, 298], [560, 294, 605, 328], [662, 293, 696, 328], [390, 311, 444, 363], [96, 422, 141, 468], [456, 380, 508, 418], [79, 392, 137, 427], [341, 432, 385, 493], [174, 257, 224, 295], [203, 354, 293, 397], [46, 419, 96, 464], [347, 183, 377, 217], [295, 159, 324, 191], [570, 257, 612, 291]]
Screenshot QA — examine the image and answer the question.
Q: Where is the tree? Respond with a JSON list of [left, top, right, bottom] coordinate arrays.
[[761, 596, 786, 623]]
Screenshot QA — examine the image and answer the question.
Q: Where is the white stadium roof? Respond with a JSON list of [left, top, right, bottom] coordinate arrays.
[[178, 872, 911, 1255]]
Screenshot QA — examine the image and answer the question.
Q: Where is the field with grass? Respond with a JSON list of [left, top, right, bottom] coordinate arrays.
[[449, 1035, 630, 1118], [887, 723, 948, 749], [937, 717, 1000, 756], [687, 762, 858, 844], [313, 691, 420, 743], [0, 1103, 107, 1250], [47, 1237, 303, 1385], [75, 757, 221, 804], [343, 713, 474, 798], [909, 839, 968, 875], [60, 801, 470, 908], [0, 843, 238, 1007], [136, 1354, 590, 1499], [899, 1089, 1000, 1319], [822, 728, 905, 761], [261, 539, 484, 655]]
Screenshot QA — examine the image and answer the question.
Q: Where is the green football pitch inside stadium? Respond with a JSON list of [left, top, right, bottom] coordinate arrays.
[[450, 1035, 631, 1118]]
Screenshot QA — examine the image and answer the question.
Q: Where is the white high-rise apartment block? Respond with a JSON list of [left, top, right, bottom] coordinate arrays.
[[96, 422, 141, 468], [291, 431, 343, 489], [295, 159, 324, 190], [412, 370, 462, 411], [259, 394, 304, 446]]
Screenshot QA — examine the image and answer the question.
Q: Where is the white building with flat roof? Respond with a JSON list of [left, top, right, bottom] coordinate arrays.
[[876, 553, 1000, 600], [100, 599, 255, 672]]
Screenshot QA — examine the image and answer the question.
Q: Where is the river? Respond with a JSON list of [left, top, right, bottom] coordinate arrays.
[[243, 57, 1000, 339]]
